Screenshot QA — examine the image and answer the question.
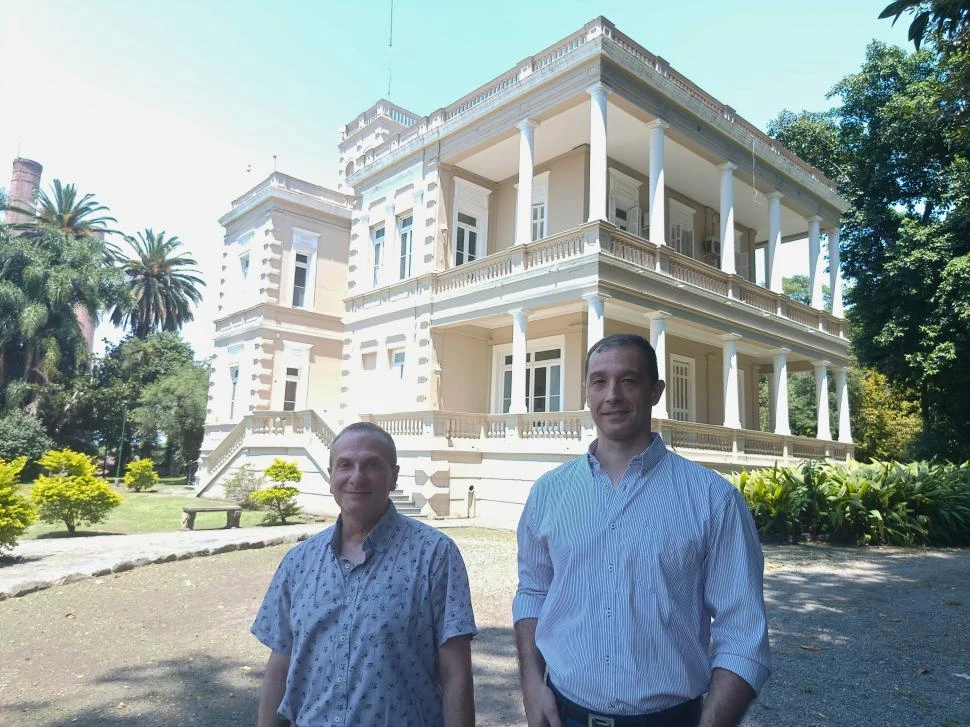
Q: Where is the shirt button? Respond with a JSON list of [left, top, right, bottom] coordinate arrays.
[[608, 564, 614, 572], [606, 609, 612, 617], [610, 522, 616, 530], [345, 597, 352, 605], [336, 675, 342, 683]]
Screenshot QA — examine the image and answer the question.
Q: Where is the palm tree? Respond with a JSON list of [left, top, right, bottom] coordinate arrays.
[[111, 229, 205, 338]]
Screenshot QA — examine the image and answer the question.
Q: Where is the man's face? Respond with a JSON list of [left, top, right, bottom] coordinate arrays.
[[328, 430, 398, 524], [585, 345, 665, 446]]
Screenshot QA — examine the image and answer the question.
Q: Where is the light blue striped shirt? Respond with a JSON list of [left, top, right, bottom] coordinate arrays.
[[513, 434, 770, 714]]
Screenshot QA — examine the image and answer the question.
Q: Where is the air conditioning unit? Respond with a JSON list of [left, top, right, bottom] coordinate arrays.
[[703, 237, 721, 256]]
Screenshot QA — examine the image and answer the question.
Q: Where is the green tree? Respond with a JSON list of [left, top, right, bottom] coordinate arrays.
[[0, 410, 55, 481], [111, 229, 204, 338], [0, 456, 34, 551], [850, 367, 922, 461], [880, 0, 970, 48], [265, 459, 302, 488], [3, 179, 117, 239], [251, 486, 301, 525], [123, 458, 159, 492], [769, 40, 970, 461], [31, 448, 122, 533]]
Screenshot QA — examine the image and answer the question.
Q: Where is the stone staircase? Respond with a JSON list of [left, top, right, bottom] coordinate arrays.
[[390, 489, 424, 518]]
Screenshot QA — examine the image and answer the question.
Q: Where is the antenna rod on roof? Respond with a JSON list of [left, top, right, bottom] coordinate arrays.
[[387, 0, 394, 98]]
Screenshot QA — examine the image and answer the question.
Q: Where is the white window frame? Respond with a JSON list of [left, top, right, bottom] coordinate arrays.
[[452, 178, 490, 266], [608, 168, 642, 236], [282, 366, 300, 412], [490, 334, 566, 414], [228, 365, 240, 420], [291, 229, 318, 309], [669, 199, 696, 258], [389, 348, 406, 379], [515, 171, 550, 242], [669, 354, 696, 422], [398, 214, 413, 280], [734, 227, 750, 281], [371, 225, 385, 287], [280, 341, 311, 411], [239, 252, 250, 280]]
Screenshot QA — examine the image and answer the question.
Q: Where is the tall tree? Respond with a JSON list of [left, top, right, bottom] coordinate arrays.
[[111, 229, 205, 338], [769, 40, 970, 460], [880, 0, 970, 48]]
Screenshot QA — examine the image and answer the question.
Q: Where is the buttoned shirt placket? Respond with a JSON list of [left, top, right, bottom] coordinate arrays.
[[333, 544, 375, 725]]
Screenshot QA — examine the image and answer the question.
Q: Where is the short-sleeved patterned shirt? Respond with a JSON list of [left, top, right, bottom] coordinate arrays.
[[251, 503, 477, 727]]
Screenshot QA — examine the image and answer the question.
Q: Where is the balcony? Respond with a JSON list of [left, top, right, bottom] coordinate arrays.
[[345, 220, 846, 339]]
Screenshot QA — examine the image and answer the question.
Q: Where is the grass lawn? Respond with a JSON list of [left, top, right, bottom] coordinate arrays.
[[18, 486, 312, 539]]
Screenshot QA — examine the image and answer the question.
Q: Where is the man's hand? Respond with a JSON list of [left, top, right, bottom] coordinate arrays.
[[514, 619, 562, 727]]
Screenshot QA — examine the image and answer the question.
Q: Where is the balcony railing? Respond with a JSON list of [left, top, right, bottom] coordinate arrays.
[[348, 221, 845, 336], [362, 410, 854, 463]]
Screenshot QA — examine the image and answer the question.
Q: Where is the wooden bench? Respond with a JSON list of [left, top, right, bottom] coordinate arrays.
[[181, 505, 242, 530]]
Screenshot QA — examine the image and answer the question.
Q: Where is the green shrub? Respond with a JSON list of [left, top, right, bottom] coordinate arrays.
[[222, 464, 263, 509], [0, 411, 55, 482], [251, 486, 301, 525], [31, 449, 123, 533], [123, 458, 159, 492], [265, 459, 302, 488], [0, 457, 34, 551], [733, 459, 970, 547]]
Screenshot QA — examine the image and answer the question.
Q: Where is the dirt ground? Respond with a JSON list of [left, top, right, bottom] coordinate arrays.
[[0, 529, 968, 727]]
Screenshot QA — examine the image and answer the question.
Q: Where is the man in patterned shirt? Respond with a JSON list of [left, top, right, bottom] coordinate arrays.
[[514, 333, 770, 727], [253, 421, 477, 727]]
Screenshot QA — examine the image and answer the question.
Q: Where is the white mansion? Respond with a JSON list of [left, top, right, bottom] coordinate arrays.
[[197, 17, 853, 524]]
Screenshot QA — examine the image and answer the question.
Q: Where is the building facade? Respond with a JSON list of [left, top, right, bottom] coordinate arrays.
[[198, 17, 853, 524]]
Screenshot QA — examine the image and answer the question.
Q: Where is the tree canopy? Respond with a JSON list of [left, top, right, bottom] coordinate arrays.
[[769, 37, 970, 460]]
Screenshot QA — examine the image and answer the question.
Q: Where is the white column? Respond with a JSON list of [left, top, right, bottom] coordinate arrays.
[[813, 360, 831, 440], [836, 366, 852, 443], [587, 83, 609, 222], [510, 309, 528, 414], [828, 225, 843, 317], [515, 119, 537, 245], [767, 191, 784, 293], [772, 349, 791, 436], [648, 311, 670, 419], [718, 162, 737, 274], [721, 334, 742, 429], [807, 215, 824, 309], [647, 119, 668, 244], [583, 293, 606, 351]]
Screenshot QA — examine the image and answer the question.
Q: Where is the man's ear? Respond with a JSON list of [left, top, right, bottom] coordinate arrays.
[[651, 379, 666, 406]]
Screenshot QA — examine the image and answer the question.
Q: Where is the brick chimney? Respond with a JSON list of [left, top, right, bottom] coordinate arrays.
[[5, 158, 43, 224]]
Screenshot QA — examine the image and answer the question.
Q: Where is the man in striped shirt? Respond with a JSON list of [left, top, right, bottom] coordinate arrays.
[[514, 333, 770, 727]]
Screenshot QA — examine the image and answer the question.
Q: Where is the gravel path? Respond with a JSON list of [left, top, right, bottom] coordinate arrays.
[[0, 528, 967, 727]]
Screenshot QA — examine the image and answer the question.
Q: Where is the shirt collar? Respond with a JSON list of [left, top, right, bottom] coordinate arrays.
[[587, 432, 668, 476], [329, 501, 401, 557]]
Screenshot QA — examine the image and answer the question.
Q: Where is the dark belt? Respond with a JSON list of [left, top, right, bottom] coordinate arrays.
[[549, 681, 703, 727]]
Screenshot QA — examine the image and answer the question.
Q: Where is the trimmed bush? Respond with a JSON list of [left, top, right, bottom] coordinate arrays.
[[251, 486, 301, 525], [124, 458, 159, 492], [0, 457, 34, 552], [222, 464, 263, 510], [31, 449, 122, 533], [265, 459, 302, 488]]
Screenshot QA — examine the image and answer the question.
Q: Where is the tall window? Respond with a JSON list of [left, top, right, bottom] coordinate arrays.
[[283, 367, 299, 411], [500, 348, 562, 413], [455, 213, 479, 266], [669, 355, 696, 422], [292, 253, 308, 307], [669, 199, 696, 257], [372, 226, 385, 287], [734, 227, 750, 281], [228, 366, 239, 420], [609, 168, 642, 236], [398, 215, 413, 280], [239, 253, 250, 279], [531, 202, 546, 241]]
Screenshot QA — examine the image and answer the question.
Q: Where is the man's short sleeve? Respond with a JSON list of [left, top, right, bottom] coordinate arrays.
[[512, 485, 553, 623], [430, 538, 477, 647], [251, 552, 295, 654]]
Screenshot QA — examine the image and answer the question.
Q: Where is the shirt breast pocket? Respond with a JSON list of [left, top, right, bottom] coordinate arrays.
[[361, 584, 415, 645]]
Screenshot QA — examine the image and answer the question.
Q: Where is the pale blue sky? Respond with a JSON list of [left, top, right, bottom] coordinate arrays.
[[0, 1, 910, 357]]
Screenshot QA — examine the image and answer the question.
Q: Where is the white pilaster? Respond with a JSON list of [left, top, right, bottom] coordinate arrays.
[[813, 360, 831, 440], [772, 349, 791, 436], [767, 192, 784, 293], [721, 334, 742, 429], [807, 215, 824, 309], [515, 119, 538, 245], [583, 293, 606, 351], [587, 83, 610, 222], [648, 311, 670, 419], [647, 119, 668, 244], [828, 225, 844, 317], [718, 162, 737, 274], [510, 309, 528, 414], [836, 366, 852, 443]]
